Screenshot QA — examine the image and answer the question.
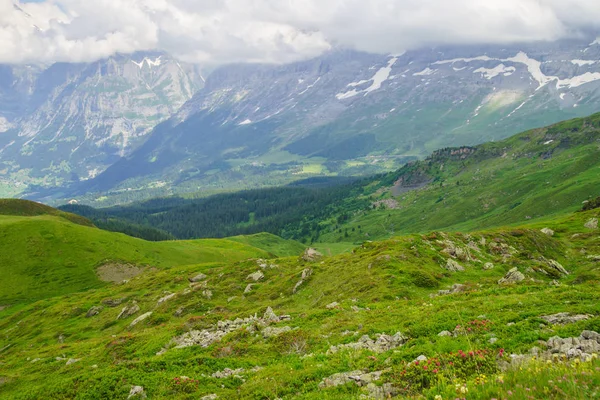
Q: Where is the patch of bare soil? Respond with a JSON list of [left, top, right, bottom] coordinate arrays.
[[97, 263, 145, 283]]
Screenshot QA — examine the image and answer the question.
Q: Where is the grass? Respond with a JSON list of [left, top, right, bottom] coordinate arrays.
[[228, 232, 306, 257], [0, 206, 599, 398]]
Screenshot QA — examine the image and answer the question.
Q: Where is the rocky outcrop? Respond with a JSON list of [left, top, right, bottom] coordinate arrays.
[[328, 332, 407, 354], [85, 306, 103, 318], [293, 268, 313, 293], [498, 268, 525, 284], [302, 248, 322, 262], [545, 259, 569, 276], [443, 259, 465, 272], [540, 228, 554, 236], [541, 313, 591, 325], [247, 271, 265, 282], [130, 312, 153, 328], [584, 218, 598, 229], [117, 302, 140, 320], [262, 326, 292, 338]]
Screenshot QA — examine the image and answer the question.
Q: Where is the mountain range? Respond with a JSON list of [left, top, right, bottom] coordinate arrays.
[[2, 37, 600, 204]]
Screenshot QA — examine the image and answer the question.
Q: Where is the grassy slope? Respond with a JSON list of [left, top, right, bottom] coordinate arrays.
[[319, 113, 600, 243], [1, 209, 599, 399], [0, 213, 274, 305], [228, 233, 306, 257]]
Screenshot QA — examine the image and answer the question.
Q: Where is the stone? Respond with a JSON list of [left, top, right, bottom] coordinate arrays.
[[546, 259, 569, 276], [483, 262, 495, 270], [244, 284, 254, 294], [85, 306, 103, 318], [444, 259, 465, 272], [128, 386, 146, 399], [301, 268, 313, 280], [117, 302, 140, 320], [247, 271, 265, 282], [587, 255, 600, 262], [541, 228, 555, 236], [326, 302, 339, 309], [202, 289, 213, 299], [489, 337, 498, 344], [584, 218, 598, 230], [66, 358, 80, 366], [414, 355, 427, 363], [438, 330, 452, 337], [102, 298, 126, 307], [200, 395, 218, 400], [189, 273, 207, 282], [212, 368, 245, 379], [362, 382, 397, 399], [328, 332, 407, 354], [157, 293, 176, 305], [498, 268, 525, 284], [130, 312, 153, 328], [302, 248, 322, 262], [263, 307, 279, 323], [541, 313, 591, 325]]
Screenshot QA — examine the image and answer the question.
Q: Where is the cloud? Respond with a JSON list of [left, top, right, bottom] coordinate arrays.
[[2, 0, 600, 65]]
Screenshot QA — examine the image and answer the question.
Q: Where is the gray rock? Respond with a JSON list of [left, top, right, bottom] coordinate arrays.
[[262, 326, 292, 338], [157, 292, 176, 305], [489, 337, 498, 344], [498, 268, 525, 284], [202, 289, 213, 299], [438, 330, 452, 337], [129, 312, 153, 328], [128, 386, 146, 399], [117, 302, 140, 320], [328, 332, 407, 354], [244, 284, 254, 294], [483, 262, 495, 270], [326, 302, 340, 309], [66, 358, 80, 366], [301, 268, 313, 280], [302, 248, 322, 262], [584, 218, 598, 230], [200, 395, 218, 400], [414, 355, 427, 363], [541, 313, 591, 325], [211, 368, 245, 379], [189, 273, 207, 282], [247, 271, 265, 282], [444, 259, 465, 272], [263, 307, 279, 323], [85, 306, 103, 318], [546, 259, 569, 276], [587, 255, 600, 262], [541, 228, 555, 236], [102, 298, 125, 307]]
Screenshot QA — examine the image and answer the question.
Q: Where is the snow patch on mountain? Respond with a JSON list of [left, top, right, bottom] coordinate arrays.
[[336, 57, 398, 100], [474, 64, 515, 79], [413, 67, 436, 76], [557, 73, 600, 89], [238, 119, 252, 125], [132, 57, 163, 69], [572, 60, 598, 66]]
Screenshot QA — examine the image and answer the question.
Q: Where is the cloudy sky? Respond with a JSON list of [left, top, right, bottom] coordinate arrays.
[[2, 0, 600, 65]]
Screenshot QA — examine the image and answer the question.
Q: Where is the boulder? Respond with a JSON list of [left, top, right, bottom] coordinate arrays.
[[546, 259, 569, 276], [244, 284, 254, 294], [326, 302, 339, 310], [129, 312, 153, 328], [444, 259, 465, 272], [328, 332, 407, 354], [483, 262, 495, 270], [117, 301, 140, 320], [262, 326, 292, 338], [438, 330, 452, 337], [65, 358, 80, 366], [541, 228, 555, 236], [128, 386, 147, 399], [585, 218, 598, 230], [498, 268, 525, 284], [302, 248, 322, 262], [263, 307, 279, 323], [102, 298, 125, 307], [201, 395, 218, 400], [189, 273, 207, 282], [541, 313, 591, 325], [301, 268, 313, 279], [85, 306, 103, 318], [247, 271, 265, 282], [157, 292, 176, 305]]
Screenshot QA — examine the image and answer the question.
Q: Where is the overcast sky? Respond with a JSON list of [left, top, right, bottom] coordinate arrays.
[[2, 0, 600, 65]]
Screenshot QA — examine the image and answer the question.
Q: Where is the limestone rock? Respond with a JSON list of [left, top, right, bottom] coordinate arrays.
[[541, 228, 555, 236], [128, 386, 146, 399], [85, 306, 103, 318], [444, 259, 465, 272], [189, 273, 207, 282], [247, 271, 265, 282], [328, 332, 407, 354], [584, 218, 598, 230], [244, 284, 254, 294], [483, 262, 495, 270], [201, 395, 218, 400], [65, 358, 80, 366], [263, 307, 279, 323], [302, 248, 322, 262], [498, 268, 525, 284], [326, 302, 340, 310], [202, 289, 213, 299], [301, 268, 313, 280], [157, 292, 176, 305], [117, 302, 140, 320], [102, 298, 125, 307], [587, 255, 600, 262], [541, 313, 591, 325], [438, 330, 452, 337], [546, 259, 569, 276], [212, 368, 245, 379], [262, 326, 292, 338], [130, 312, 153, 328]]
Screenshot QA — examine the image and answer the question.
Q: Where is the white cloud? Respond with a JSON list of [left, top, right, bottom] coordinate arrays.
[[2, 0, 600, 65]]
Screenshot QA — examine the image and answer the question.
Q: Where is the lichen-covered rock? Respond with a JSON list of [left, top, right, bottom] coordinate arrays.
[[328, 332, 407, 354], [262, 326, 292, 338], [244, 284, 254, 294], [247, 271, 265, 282], [438, 330, 452, 337], [326, 302, 339, 309], [128, 386, 146, 399], [211, 368, 245, 379], [301, 268, 313, 279], [65, 358, 80, 366], [189, 273, 207, 282], [302, 248, 322, 262], [444, 259, 465, 272], [545, 259, 569, 276], [584, 218, 598, 230], [117, 301, 140, 320], [541, 313, 591, 325], [263, 307, 279, 323], [541, 228, 555, 236], [483, 262, 495, 270], [102, 298, 126, 307], [130, 312, 153, 328], [498, 268, 525, 284], [85, 306, 103, 318], [157, 292, 176, 305]]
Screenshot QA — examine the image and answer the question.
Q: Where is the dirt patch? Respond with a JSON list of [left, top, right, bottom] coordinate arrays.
[[97, 263, 145, 283]]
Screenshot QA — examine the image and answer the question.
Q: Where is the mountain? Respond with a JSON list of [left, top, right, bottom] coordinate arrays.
[[1, 203, 599, 398], [60, 112, 600, 244], [0, 52, 204, 197], [62, 37, 600, 204]]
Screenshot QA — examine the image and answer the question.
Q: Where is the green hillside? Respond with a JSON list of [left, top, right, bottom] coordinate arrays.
[[0, 202, 292, 305], [318, 112, 600, 243], [0, 208, 599, 399]]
